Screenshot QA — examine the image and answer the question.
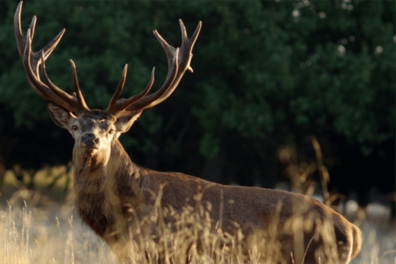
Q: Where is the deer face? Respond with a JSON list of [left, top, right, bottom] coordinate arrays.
[[48, 102, 141, 158]]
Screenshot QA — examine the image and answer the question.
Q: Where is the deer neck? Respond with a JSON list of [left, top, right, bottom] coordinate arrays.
[[72, 140, 142, 239], [72, 140, 139, 195]]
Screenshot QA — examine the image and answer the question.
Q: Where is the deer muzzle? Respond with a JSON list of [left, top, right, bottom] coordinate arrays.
[[81, 133, 100, 150]]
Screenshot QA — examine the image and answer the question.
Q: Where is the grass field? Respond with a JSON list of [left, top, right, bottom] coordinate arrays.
[[0, 166, 395, 264], [1, 190, 395, 263]]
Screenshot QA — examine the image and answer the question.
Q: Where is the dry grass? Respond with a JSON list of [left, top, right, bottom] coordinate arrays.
[[0, 189, 395, 264], [0, 199, 115, 264]]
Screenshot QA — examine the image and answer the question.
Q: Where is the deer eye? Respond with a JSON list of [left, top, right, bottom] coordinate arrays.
[[71, 125, 78, 131], [108, 129, 115, 134]]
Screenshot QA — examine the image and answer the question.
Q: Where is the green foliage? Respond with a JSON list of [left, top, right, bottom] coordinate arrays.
[[190, 0, 394, 156], [199, 133, 220, 159], [0, 1, 394, 176]]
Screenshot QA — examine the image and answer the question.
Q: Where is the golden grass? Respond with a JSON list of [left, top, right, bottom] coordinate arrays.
[[0, 189, 395, 264], [0, 197, 115, 264]]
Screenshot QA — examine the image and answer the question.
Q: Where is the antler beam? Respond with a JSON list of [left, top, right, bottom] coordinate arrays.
[[107, 20, 202, 117]]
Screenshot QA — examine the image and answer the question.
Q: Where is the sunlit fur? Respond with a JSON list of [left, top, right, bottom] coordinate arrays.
[[47, 102, 361, 264]]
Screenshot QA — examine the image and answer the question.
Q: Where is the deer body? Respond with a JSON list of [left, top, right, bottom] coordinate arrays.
[[69, 127, 361, 264], [14, 2, 361, 263]]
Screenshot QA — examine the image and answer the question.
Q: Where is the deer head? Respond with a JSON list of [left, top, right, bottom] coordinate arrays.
[[14, 1, 201, 163]]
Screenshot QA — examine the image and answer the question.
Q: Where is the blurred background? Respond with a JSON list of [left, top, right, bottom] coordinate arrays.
[[0, 0, 394, 219]]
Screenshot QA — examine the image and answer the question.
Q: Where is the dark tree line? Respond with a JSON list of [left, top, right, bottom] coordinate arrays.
[[0, 1, 394, 212]]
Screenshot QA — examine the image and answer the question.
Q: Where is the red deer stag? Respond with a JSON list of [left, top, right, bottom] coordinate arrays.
[[14, 2, 361, 263]]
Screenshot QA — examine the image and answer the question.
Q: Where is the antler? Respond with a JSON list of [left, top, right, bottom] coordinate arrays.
[[14, 1, 89, 113], [15, 1, 201, 117], [106, 20, 202, 117]]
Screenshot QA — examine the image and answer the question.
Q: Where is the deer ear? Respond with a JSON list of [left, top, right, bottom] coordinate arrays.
[[47, 101, 76, 129], [115, 111, 142, 134]]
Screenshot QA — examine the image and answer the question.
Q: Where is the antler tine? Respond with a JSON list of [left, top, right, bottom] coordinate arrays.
[[22, 28, 45, 98], [107, 66, 156, 115], [111, 20, 202, 115], [15, 2, 65, 70], [121, 48, 180, 113], [14, 2, 28, 58], [107, 64, 129, 113], [40, 56, 89, 113], [40, 51, 73, 105], [179, 20, 202, 73], [15, 1, 88, 114], [70, 60, 90, 110]]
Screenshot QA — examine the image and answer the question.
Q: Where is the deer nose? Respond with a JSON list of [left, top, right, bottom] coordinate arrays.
[[81, 133, 99, 148]]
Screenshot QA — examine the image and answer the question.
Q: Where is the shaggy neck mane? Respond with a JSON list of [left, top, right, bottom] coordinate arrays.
[[73, 140, 137, 183], [72, 139, 142, 238]]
